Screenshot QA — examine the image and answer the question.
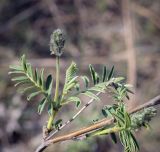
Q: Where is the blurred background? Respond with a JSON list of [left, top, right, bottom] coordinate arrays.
[[0, 0, 160, 152]]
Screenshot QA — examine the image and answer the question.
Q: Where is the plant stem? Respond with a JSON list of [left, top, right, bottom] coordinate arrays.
[[47, 111, 56, 130], [54, 56, 60, 101], [91, 126, 122, 136], [47, 56, 60, 131]]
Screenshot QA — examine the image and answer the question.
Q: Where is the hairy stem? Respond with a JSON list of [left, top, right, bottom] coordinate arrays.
[[91, 126, 122, 136], [47, 111, 56, 130], [47, 56, 60, 130], [54, 56, 60, 101]]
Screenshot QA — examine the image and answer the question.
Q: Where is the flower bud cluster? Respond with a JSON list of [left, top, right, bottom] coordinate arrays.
[[131, 107, 157, 130], [50, 29, 65, 56]]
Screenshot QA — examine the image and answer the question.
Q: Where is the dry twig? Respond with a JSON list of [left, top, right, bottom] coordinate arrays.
[[35, 95, 160, 152]]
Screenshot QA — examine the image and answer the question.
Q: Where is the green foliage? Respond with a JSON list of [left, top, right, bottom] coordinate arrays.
[[116, 105, 139, 152], [45, 74, 53, 95], [9, 54, 125, 114], [9, 54, 122, 116], [9, 54, 53, 115], [119, 130, 139, 152], [99, 87, 157, 152], [99, 85, 139, 152], [61, 63, 124, 107], [110, 132, 117, 144], [38, 98, 47, 115], [62, 62, 78, 97], [62, 96, 81, 108]]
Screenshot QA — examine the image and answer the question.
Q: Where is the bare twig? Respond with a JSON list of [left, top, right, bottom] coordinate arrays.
[[35, 95, 160, 152]]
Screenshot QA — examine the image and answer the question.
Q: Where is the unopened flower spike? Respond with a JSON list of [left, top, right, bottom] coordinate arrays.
[[50, 29, 65, 56]]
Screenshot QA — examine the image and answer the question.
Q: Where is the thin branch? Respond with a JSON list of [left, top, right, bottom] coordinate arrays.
[[35, 95, 160, 152], [129, 95, 160, 114]]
